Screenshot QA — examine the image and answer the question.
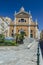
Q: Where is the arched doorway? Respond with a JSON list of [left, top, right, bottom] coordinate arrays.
[[30, 34, 33, 38], [19, 29, 26, 36], [11, 30, 14, 37]]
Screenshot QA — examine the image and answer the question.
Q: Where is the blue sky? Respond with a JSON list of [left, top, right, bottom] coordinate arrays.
[[0, 0, 43, 30]]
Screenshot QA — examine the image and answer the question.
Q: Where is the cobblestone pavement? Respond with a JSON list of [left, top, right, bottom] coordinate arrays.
[[0, 38, 38, 65]]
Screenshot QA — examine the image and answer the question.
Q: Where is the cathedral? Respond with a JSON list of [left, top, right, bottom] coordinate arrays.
[[0, 7, 39, 38]]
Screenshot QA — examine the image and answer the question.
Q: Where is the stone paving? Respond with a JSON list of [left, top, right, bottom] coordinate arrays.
[[0, 38, 38, 65]]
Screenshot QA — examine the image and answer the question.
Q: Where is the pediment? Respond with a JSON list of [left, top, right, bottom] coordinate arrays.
[[16, 12, 29, 18]]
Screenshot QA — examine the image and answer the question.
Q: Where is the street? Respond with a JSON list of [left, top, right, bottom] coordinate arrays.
[[0, 38, 38, 65]]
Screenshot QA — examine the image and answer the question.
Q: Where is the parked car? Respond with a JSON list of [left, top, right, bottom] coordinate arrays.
[[5, 37, 16, 41]]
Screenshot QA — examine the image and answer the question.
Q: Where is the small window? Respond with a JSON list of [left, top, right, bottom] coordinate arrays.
[[21, 19, 24, 22], [30, 34, 33, 38], [18, 30, 19, 32], [18, 19, 26, 22], [25, 20, 26, 22], [18, 20, 20, 22], [30, 30, 33, 33], [11, 33, 14, 37], [12, 30, 14, 32]]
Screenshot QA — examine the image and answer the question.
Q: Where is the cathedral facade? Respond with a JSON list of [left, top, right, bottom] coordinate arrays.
[[0, 7, 39, 38]]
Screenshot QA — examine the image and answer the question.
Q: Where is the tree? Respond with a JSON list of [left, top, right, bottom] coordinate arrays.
[[0, 34, 5, 43]]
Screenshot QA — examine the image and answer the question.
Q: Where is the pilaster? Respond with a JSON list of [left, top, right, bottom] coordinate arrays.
[[8, 26, 10, 37], [28, 17, 31, 38], [14, 17, 16, 34], [14, 11, 16, 34], [35, 19, 38, 38]]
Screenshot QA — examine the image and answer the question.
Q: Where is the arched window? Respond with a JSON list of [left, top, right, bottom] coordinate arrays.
[[18, 19, 26, 22], [11, 30, 14, 37], [30, 30, 33, 33], [21, 19, 24, 22]]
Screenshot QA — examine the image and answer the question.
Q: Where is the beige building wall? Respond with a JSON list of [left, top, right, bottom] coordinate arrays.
[[16, 26, 28, 36], [9, 26, 14, 36], [15, 15, 38, 38], [1, 7, 38, 38]]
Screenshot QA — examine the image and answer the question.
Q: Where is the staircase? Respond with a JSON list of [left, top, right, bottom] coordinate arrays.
[[23, 37, 35, 48], [24, 37, 35, 44]]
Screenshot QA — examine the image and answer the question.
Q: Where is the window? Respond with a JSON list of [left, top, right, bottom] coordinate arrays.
[[30, 34, 33, 38], [21, 19, 24, 22], [18, 20, 20, 22], [12, 30, 14, 37], [18, 19, 26, 22], [30, 30, 33, 33], [12, 33, 14, 37], [18, 30, 19, 32], [12, 30, 14, 32], [25, 20, 26, 22]]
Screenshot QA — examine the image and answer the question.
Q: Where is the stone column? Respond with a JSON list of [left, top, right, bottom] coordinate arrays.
[[14, 11, 16, 34], [36, 26, 38, 39], [8, 26, 10, 37], [28, 17, 31, 38], [14, 17, 16, 34], [28, 11, 32, 38], [35, 19, 38, 39]]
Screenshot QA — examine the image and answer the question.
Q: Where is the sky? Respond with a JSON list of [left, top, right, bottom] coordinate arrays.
[[0, 0, 43, 30]]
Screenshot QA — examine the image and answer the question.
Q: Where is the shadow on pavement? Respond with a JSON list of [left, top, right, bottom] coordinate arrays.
[[39, 40, 43, 58]]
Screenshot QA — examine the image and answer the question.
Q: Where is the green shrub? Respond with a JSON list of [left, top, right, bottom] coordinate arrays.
[[20, 31, 26, 37], [0, 34, 5, 43], [15, 33, 24, 44], [4, 40, 18, 46]]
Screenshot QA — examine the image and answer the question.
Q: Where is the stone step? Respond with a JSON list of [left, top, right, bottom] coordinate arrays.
[[24, 38, 35, 44]]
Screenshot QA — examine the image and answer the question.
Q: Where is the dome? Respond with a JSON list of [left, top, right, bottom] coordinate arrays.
[[20, 7, 25, 12]]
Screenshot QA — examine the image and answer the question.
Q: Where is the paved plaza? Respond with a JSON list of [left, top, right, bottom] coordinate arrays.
[[0, 38, 38, 65]]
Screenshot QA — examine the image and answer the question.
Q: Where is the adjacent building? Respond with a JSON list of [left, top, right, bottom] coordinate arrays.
[[0, 17, 12, 37]]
